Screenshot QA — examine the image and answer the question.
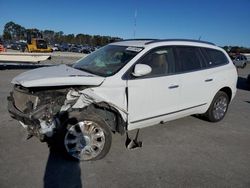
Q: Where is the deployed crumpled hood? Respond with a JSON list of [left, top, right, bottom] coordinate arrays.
[[11, 64, 105, 87]]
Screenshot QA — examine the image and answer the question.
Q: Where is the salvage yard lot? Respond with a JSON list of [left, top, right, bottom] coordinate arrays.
[[0, 64, 250, 188]]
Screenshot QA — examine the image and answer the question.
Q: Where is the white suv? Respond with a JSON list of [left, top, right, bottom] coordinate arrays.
[[8, 39, 237, 161]]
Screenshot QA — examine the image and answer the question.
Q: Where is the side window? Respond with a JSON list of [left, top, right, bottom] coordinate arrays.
[[205, 48, 228, 67], [137, 47, 175, 77], [175, 46, 202, 72]]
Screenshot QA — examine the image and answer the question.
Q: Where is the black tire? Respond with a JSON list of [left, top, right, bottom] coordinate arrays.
[[242, 63, 246, 68], [204, 91, 229, 122], [62, 113, 112, 161], [247, 74, 250, 84]]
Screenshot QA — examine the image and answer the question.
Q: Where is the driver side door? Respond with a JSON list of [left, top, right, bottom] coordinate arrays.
[[127, 46, 181, 130]]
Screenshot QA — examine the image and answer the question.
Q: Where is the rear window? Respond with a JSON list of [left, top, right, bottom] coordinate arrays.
[[203, 48, 228, 67], [175, 46, 203, 72]]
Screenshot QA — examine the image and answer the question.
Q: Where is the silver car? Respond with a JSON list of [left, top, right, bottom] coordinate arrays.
[[233, 54, 248, 68]]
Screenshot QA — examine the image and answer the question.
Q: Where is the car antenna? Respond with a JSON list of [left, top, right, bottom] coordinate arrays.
[[133, 8, 137, 39]]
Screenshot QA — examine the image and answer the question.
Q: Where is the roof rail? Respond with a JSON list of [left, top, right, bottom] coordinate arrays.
[[145, 39, 215, 46], [121, 38, 157, 42]]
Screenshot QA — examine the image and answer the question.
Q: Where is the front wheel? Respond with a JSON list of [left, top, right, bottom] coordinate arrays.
[[204, 91, 229, 122], [63, 114, 112, 161]]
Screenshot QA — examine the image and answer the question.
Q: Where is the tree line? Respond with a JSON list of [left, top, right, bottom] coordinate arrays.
[[2, 21, 122, 46], [222, 46, 250, 53], [2, 21, 250, 52]]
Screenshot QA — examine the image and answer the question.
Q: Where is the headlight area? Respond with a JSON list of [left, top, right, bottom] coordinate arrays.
[[7, 85, 79, 142]]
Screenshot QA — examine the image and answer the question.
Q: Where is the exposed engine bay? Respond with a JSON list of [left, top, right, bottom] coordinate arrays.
[[8, 85, 72, 141]]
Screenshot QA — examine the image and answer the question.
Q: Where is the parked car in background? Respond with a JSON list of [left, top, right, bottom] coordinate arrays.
[[80, 46, 92, 54], [18, 42, 27, 52], [58, 43, 69, 51], [7, 39, 237, 161], [51, 44, 59, 52], [5, 42, 12, 49], [233, 54, 248, 68], [69, 46, 81, 53], [10, 43, 21, 50]]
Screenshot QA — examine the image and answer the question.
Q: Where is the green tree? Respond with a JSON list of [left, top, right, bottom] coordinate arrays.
[[42, 30, 55, 43], [3, 21, 26, 40], [54, 31, 64, 43], [3, 30, 11, 40], [2, 21, 123, 46]]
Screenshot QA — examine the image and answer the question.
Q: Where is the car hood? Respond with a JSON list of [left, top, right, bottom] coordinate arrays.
[[11, 64, 105, 87]]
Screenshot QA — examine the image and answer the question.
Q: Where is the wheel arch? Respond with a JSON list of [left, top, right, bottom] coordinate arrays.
[[219, 86, 232, 102], [69, 102, 127, 135]]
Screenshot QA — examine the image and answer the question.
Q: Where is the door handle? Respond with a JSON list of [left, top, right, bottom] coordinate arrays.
[[205, 78, 213, 82], [168, 85, 179, 89]]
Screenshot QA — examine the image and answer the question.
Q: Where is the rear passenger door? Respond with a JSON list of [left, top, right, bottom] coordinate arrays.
[[200, 47, 230, 101], [174, 46, 210, 110]]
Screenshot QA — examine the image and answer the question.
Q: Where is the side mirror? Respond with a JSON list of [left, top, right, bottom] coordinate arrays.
[[132, 64, 152, 77]]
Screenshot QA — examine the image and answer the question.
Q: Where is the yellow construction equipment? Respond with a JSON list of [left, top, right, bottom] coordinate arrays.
[[26, 38, 52, 53], [24, 30, 52, 53]]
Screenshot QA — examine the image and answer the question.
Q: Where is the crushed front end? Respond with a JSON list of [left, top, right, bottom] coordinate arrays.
[[7, 85, 71, 141]]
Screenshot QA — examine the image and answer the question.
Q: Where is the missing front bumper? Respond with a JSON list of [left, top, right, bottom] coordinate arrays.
[[7, 95, 56, 141]]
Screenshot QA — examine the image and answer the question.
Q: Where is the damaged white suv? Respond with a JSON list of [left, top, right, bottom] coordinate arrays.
[[8, 39, 237, 161]]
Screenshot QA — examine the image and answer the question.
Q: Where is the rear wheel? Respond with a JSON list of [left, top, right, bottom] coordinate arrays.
[[205, 91, 229, 122], [63, 114, 112, 161], [247, 74, 250, 84]]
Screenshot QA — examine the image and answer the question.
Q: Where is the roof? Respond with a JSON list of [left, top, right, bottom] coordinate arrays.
[[112, 39, 154, 47], [112, 39, 216, 47]]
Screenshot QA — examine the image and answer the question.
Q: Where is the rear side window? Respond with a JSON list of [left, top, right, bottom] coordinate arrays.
[[204, 48, 228, 67], [175, 46, 203, 72]]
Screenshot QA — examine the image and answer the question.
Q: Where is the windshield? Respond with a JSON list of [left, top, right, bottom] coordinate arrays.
[[73, 45, 142, 77], [37, 40, 47, 49]]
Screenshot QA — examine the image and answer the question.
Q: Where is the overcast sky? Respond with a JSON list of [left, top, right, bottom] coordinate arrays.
[[1, 0, 250, 47]]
